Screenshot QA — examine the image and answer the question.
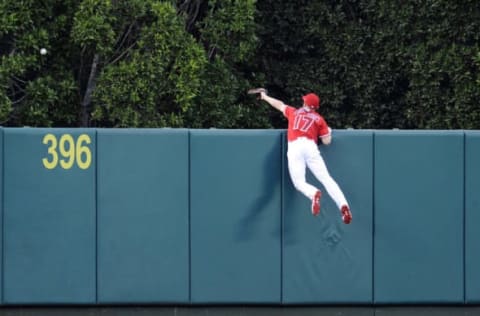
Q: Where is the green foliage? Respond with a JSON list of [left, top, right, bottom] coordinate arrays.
[[0, 91, 12, 123], [0, 0, 479, 129], [184, 57, 271, 128], [181, 0, 270, 128], [477, 52, 480, 86], [19, 74, 78, 127], [0, 0, 80, 126], [92, 0, 264, 128], [255, 0, 480, 129], [406, 44, 480, 129], [199, 0, 258, 63], [399, 1, 480, 129], [71, 0, 116, 54], [91, 1, 207, 127]]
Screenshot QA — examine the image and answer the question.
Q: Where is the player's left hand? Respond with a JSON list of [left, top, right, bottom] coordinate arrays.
[[247, 88, 268, 100]]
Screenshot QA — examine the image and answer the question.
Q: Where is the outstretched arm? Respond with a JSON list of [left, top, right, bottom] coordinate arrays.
[[260, 91, 286, 113]]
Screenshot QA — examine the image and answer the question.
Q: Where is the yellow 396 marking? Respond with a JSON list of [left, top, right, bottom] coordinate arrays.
[[42, 133, 92, 170]]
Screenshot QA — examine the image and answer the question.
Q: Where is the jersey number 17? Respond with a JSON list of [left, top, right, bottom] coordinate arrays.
[[293, 115, 315, 132]]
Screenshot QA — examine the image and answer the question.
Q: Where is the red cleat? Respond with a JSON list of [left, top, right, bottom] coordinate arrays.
[[341, 205, 352, 224], [311, 191, 321, 216]]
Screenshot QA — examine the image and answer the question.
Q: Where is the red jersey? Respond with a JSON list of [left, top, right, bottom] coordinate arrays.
[[284, 106, 330, 143]]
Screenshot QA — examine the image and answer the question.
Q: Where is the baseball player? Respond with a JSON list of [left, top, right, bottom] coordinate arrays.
[[257, 89, 352, 224]]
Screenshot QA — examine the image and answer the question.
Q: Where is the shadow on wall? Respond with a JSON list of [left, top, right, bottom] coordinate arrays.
[[234, 142, 281, 242]]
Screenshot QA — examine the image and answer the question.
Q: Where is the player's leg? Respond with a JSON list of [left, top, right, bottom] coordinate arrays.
[[287, 142, 321, 215], [287, 148, 316, 199], [307, 155, 348, 208], [305, 143, 352, 223]]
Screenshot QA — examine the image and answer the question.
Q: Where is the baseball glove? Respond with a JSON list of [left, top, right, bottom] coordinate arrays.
[[247, 88, 267, 99]]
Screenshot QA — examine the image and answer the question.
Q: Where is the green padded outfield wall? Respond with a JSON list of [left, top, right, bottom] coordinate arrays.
[[0, 128, 478, 305], [3, 128, 96, 304], [97, 129, 189, 304], [374, 131, 464, 304], [190, 130, 282, 304], [282, 130, 373, 304], [466, 131, 480, 304]]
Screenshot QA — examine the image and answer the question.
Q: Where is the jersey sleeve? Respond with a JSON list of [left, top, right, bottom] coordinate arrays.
[[318, 116, 331, 138], [284, 105, 295, 119]]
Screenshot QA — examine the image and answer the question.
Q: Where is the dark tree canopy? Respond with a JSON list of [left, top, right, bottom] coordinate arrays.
[[1, 0, 479, 129]]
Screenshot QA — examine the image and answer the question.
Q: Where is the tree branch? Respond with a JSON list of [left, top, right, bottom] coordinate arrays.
[[81, 53, 100, 127], [108, 41, 137, 66], [112, 21, 136, 57], [178, 0, 204, 33]]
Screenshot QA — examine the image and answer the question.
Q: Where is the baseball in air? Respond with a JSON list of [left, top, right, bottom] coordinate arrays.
[[40, 48, 47, 55]]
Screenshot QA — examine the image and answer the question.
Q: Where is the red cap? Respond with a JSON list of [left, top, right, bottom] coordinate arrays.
[[302, 93, 320, 109]]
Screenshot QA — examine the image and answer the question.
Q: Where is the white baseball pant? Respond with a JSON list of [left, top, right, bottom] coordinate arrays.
[[287, 137, 348, 209]]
